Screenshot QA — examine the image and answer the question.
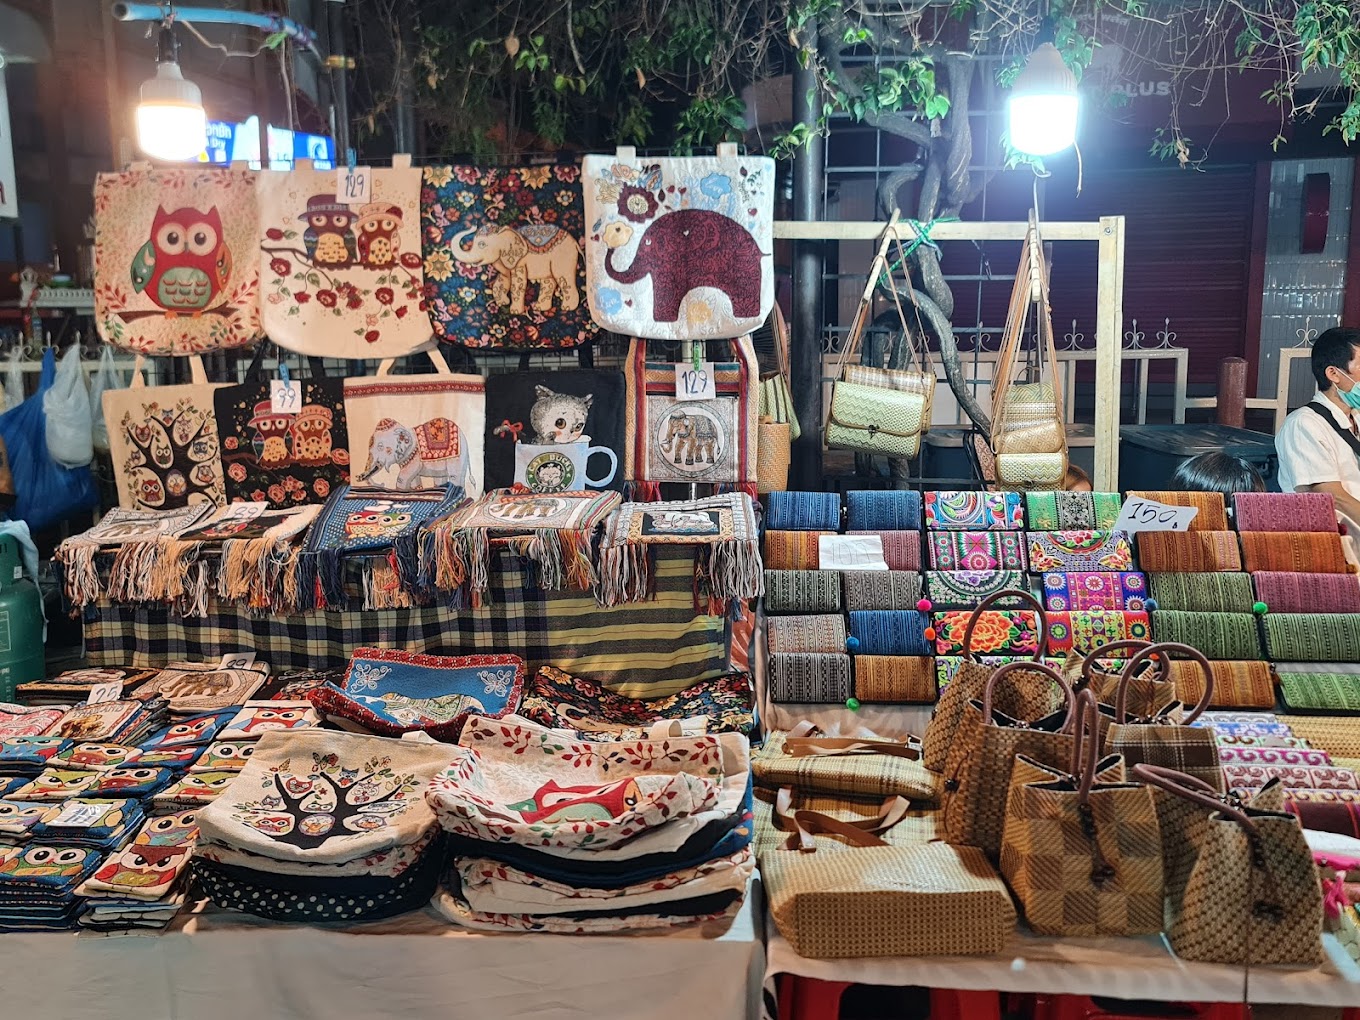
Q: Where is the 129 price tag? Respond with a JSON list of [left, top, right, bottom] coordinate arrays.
[[1113, 497, 1200, 534], [337, 166, 372, 205], [271, 379, 302, 414], [674, 363, 715, 401]]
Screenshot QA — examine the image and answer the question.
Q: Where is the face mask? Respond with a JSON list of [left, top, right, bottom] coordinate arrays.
[[1338, 372, 1360, 410]]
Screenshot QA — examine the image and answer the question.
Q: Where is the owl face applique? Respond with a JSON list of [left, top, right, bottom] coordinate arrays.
[[86, 767, 172, 798], [157, 770, 237, 806], [0, 845, 95, 881], [0, 800, 54, 836], [144, 710, 233, 750], [195, 741, 256, 772], [90, 841, 190, 891], [221, 702, 319, 740], [0, 738, 70, 767], [11, 769, 100, 802], [53, 743, 141, 772], [130, 205, 231, 316], [137, 810, 199, 846]]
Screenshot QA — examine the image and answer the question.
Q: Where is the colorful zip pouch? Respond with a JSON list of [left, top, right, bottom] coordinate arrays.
[[1232, 491, 1338, 532], [1251, 571, 1360, 614], [1026, 530, 1134, 572], [1025, 491, 1122, 531], [1042, 571, 1147, 612], [1262, 614, 1360, 662], [1240, 532, 1352, 574], [933, 610, 1042, 656], [1149, 611, 1262, 660], [1044, 611, 1151, 658], [925, 570, 1028, 609], [1136, 531, 1242, 573], [924, 490, 1023, 530], [928, 531, 1027, 571], [1146, 572, 1255, 613]]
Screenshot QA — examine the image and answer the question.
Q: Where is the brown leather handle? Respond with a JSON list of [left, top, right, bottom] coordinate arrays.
[[1080, 639, 1168, 688], [763, 786, 907, 852], [782, 735, 924, 761], [963, 588, 1049, 662], [1131, 764, 1261, 838], [982, 658, 1074, 730], [1118, 642, 1214, 724], [1074, 689, 1101, 804]]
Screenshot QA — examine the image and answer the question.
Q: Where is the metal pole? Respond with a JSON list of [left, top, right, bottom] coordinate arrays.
[[326, 0, 351, 159], [395, 15, 417, 154], [111, 3, 322, 54], [791, 19, 825, 489]]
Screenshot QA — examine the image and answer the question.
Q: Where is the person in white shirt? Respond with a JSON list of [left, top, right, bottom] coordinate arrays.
[[1275, 327, 1360, 522]]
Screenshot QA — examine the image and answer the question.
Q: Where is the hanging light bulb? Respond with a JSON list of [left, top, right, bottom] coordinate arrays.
[[135, 23, 206, 161], [1007, 40, 1079, 157]]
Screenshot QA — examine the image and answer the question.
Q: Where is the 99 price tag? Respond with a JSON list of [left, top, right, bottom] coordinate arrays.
[[337, 166, 372, 205], [1113, 497, 1200, 534], [271, 379, 302, 414], [674, 363, 715, 401]]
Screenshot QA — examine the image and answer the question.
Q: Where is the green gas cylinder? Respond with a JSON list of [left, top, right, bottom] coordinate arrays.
[[0, 535, 45, 701]]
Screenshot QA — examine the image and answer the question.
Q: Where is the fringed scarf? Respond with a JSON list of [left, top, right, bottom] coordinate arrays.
[[55, 505, 213, 609]]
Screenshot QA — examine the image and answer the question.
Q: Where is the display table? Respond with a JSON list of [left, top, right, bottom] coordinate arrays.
[[763, 914, 1360, 1013], [3, 884, 764, 1020]]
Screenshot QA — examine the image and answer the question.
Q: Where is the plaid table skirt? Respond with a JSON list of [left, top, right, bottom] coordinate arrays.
[[82, 549, 732, 698]]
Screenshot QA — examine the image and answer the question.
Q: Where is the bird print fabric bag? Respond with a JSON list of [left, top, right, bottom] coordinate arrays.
[[256, 161, 433, 359], [93, 167, 262, 355], [583, 146, 774, 339], [420, 164, 598, 349]]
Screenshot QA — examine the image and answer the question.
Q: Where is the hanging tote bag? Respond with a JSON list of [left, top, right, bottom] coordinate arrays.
[[103, 356, 227, 511], [256, 159, 432, 359], [343, 351, 486, 500], [990, 220, 1067, 489], [1133, 764, 1325, 966], [824, 225, 936, 460], [582, 145, 774, 339], [93, 166, 262, 355], [759, 304, 800, 440], [622, 336, 759, 499], [420, 164, 597, 349]]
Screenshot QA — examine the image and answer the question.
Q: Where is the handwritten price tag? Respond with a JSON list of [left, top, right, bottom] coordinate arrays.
[[674, 363, 715, 401], [337, 166, 372, 205], [1113, 497, 1200, 534], [86, 681, 123, 705], [270, 379, 302, 414]]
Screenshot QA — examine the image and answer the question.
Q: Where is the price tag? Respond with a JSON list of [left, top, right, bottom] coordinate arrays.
[[818, 535, 889, 571], [674, 363, 715, 401], [1113, 497, 1200, 534], [270, 379, 302, 414], [86, 681, 123, 705], [49, 801, 109, 828], [219, 652, 256, 669], [336, 166, 372, 205]]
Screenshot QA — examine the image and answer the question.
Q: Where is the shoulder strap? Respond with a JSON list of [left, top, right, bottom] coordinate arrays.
[[1303, 401, 1360, 458]]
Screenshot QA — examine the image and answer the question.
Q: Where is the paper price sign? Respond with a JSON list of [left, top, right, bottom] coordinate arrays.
[[674, 363, 715, 401], [337, 166, 372, 205], [1113, 497, 1199, 534], [86, 681, 123, 705], [270, 379, 302, 414]]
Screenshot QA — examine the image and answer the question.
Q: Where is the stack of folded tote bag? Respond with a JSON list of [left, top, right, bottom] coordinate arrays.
[[427, 714, 753, 934], [0, 841, 104, 930], [76, 809, 199, 931], [193, 729, 456, 922]]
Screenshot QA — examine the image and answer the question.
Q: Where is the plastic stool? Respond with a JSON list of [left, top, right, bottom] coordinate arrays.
[[774, 974, 1001, 1020], [1033, 995, 1251, 1020]]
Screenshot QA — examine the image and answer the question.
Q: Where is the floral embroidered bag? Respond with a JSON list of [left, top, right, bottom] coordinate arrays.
[[93, 166, 262, 355], [256, 159, 432, 359], [583, 145, 774, 339], [420, 164, 597, 349]]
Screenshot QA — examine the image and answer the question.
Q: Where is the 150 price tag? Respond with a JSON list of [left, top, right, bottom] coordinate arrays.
[[674, 363, 715, 401], [337, 166, 372, 205], [1113, 497, 1200, 534], [271, 379, 302, 414]]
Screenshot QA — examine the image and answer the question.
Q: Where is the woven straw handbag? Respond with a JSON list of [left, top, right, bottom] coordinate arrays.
[[940, 659, 1077, 854], [922, 589, 1063, 772], [1134, 764, 1325, 966], [1072, 639, 1177, 721], [824, 223, 935, 459], [989, 219, 1067, 490], [1001, 690, 1164, 936], [752, 725, 938, 802], [1105, 643, 1224, 793], [759, 304, 800, 441]]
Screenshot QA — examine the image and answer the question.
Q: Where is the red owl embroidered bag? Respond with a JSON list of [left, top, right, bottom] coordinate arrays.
[[212, 345, 351, 508], [103, 355, 228, 511], [420, 164, 598, 349], [583, 145, 774, 340], [93, 166, 262, 355], [256, 159, 433, 359]]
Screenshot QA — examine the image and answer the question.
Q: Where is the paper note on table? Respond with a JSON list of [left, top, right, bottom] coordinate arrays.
[[1113, 497, 1200, 534], [818, 534, 889, 571]]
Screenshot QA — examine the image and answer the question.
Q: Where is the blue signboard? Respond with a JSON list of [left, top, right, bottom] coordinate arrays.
[[200, 117, 334, 169]]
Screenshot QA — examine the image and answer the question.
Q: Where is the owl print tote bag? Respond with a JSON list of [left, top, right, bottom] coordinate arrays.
[[583, 145, 774, 340], [93, 166, 262, 355], [420, 164, 597, 349], [256, 160, 433, 359], [103, 356, 227, 511]]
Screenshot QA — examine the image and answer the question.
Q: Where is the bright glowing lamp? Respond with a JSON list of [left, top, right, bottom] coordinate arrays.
[[135, 26, 206, 162], [1007, 42, 1078, 157]]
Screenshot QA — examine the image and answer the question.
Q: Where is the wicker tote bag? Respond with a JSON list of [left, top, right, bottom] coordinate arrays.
[[1001, 690, 1164, 936], [1134, 764, 1325, 966], [759, 304, 800, 441], [989, 220, 1067, 489], [751, 725, 937, 802], [824, 224, 935, 460], [1075, 639, 1175, 720], [940, 659, 1077, 854]]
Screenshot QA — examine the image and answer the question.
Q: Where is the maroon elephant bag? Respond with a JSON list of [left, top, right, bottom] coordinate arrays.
[[582, 146, 775, 340]]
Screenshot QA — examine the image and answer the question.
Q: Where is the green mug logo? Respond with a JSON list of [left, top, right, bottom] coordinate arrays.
[[525, 451, 576, 492]]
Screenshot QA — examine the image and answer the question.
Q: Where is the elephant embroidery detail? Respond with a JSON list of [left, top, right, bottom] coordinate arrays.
[[602, 209, 766, 322], [450, 224, 582, 317], [358, 417, 470, 492], [659, 408, 722, 469]]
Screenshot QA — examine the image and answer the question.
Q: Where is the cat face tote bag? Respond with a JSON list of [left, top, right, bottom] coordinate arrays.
[[583, 146, 774, 339], [420, 165, 597, 349], [93, 167, 262, 355], [104, 358, 227, 510], [256, 160, 432, 359], [344, 356, 486, 499]]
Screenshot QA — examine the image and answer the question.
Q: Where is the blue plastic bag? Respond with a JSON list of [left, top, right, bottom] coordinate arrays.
[[0, 348, 98, 531]]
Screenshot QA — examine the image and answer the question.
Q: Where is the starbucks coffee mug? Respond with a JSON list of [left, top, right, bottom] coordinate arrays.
[[514, 441, 618, 493]]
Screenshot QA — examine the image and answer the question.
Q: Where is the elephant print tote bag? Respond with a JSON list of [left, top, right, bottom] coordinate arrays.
[[103, 357, 227, 511], [623, 337, 759, 498], [420, 165, 597, 349], [344, 359, 486, 499], [93, 167, 262, 355], [256, 161, 432, 359], [583, 146, 774, 340]]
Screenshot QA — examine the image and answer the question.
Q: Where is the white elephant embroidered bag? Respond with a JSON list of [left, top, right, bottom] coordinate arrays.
[[420, 165, 598, 349], [583, 146, 775, 340], [343, 352, 486, 499], [256, 160, 434, 359], [93, 166, 262, 355]]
